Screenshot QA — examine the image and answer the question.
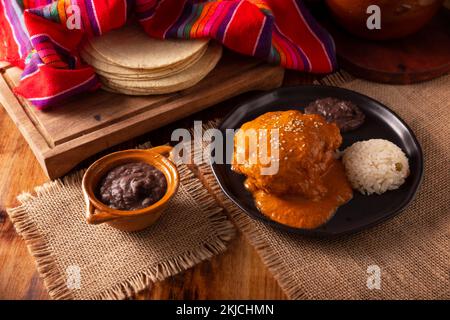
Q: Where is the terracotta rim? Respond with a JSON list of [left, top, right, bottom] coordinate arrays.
[[82, 149, 179, 217]]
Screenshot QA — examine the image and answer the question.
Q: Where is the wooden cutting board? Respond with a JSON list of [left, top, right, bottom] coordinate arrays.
[[0, 52, 284, 179]]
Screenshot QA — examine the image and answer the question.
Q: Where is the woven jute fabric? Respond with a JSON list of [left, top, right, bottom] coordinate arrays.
[[6, 147, 235, 300], [197, 73, 450, 299]]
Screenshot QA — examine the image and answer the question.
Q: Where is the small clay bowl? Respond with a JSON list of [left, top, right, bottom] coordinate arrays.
[[82, 146, 179, 232]]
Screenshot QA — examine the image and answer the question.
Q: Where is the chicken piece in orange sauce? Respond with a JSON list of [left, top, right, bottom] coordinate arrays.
[[232, 110, 353, 229]]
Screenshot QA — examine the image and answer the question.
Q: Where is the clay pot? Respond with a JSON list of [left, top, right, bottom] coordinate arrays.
[[326, 0, 443, 40], [82, 146, 179, 232]]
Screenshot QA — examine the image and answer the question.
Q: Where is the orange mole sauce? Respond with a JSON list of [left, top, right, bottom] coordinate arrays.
[[232, 110, 353, 229], [250, 160, 353, 229]]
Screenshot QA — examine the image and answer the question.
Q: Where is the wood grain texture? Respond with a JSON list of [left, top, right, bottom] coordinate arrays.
[[325, 9, 450, 84], [0, 52, 284, 179], [0, 61, 10, 71], [0, 107, 49, 299], [0, 64, 318, 300]]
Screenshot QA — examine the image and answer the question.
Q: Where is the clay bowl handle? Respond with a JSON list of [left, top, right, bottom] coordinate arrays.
[[85, 199, 118, 224], [147, 145, 173, 158]]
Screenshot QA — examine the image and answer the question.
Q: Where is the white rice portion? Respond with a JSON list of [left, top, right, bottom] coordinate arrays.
[[342, 139, 410, 195]]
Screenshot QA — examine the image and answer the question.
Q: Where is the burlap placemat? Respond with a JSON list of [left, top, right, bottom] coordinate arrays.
[[196, 73, 450, 299], [6, 145, 235, 300]]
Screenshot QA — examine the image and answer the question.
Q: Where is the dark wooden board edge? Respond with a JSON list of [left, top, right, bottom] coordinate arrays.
[[0, 75, 49, 173], [338, 57, 450, 85]]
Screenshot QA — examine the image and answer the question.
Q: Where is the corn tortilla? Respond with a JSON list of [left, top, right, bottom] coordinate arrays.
[[86, 23, 208, 70], [100, 43, 222, 95]]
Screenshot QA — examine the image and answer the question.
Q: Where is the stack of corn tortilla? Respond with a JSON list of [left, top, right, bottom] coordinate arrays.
[[80, 23, 222, 95]]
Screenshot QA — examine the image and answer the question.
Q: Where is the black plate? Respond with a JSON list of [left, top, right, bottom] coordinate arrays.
[[211, 85, 423, 236]]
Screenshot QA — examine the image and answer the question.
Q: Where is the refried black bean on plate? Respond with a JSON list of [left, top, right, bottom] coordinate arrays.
[[304, 97, 365, 132]]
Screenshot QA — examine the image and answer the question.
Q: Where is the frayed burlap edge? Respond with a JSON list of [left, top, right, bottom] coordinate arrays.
[[7, 173, 85, 300], [6, 143, 236, 300], [315, 70, 354, 86]]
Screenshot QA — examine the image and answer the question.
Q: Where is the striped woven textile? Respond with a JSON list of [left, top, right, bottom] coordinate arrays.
[[0, 0, 336, 109]]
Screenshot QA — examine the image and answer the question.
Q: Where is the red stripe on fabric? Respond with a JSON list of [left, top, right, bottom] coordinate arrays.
[[273, 25, 304, 70], [140, 0, 187, 38], [93, 0, 127, 35], [266, 0, 331, 72], [200, 3, 221, 36], [272, 34, 287, 67], [24, 12, 84, 52], [209, 2, 233, 37], [136, 0, 157, 13], [0, 3, 22, 66], [190, 3, 211, 38], [222, 1, 264, 56], [14, 64, 97, 108], [191, 2, 215, 38]]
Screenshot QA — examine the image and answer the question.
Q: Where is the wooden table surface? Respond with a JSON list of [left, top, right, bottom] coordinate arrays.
[[0, 69, 316, 300]]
